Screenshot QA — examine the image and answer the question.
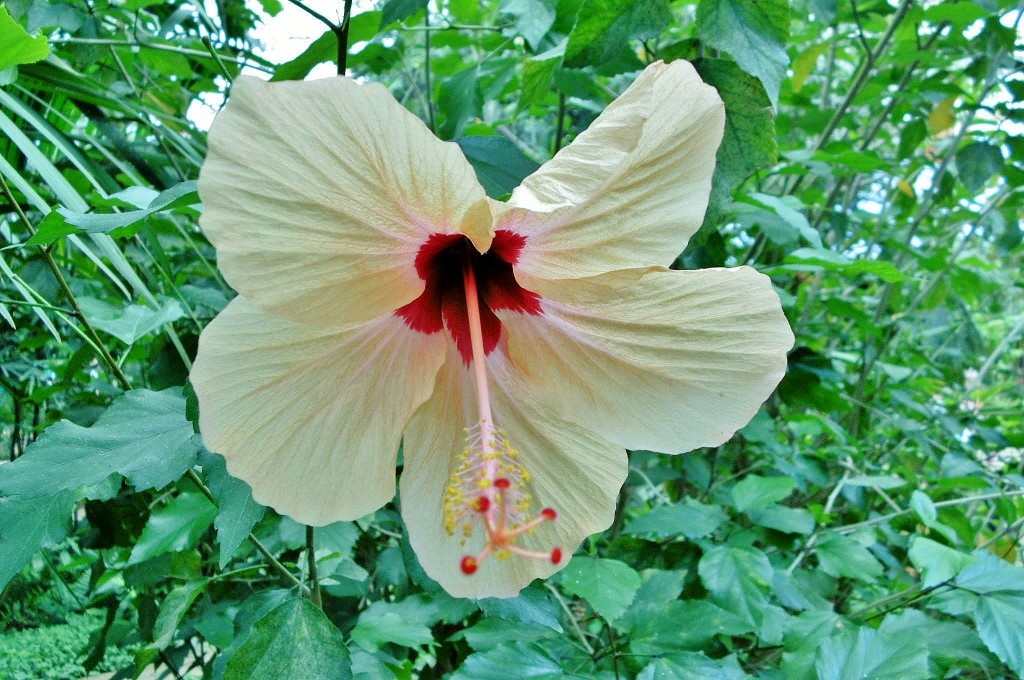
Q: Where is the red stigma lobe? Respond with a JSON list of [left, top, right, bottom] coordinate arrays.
[[394, 230, 542, 364]]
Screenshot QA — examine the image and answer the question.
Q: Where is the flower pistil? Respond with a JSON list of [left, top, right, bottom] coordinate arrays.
[[441, 259, 562, 576]]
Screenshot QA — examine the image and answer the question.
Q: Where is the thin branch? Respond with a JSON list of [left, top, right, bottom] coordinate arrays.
[[424, 7, 435, 132], [305, 525, 323, 607], [554, 92, 567, 154]]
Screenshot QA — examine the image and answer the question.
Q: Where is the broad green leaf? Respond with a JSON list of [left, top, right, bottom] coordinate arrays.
[[27, 180, 200, 245], [956, 142, 1004, 193], [452, 641, 564, 679], [781, 248, 909, 283], [455, 135, 540, 198], [956, 556, 1024, 674], [0, 5, 50, 71], [843, 475, 907, 489], [500, 0, 558, 50], [814, 533, 883, 581], [973, 590, 1024, 676], [558, 556, 641, 622], [201, 450, 266, 568], [479, 585, 563, 632], [223, 598, 353, 680], [627, 600, 752, 654], [79, 297, 186, 345], [694, 59, 776, 227], [881, 609, 995, 668], [0, 492, 75, 590], [564, 0, 670, 68], [815, 624, 929, 680], [0, 389, 198, 499], [698, 546, 772, 626], [350, 601, 435, 651], [440, 68, 482, 138], [624, 498, 726, 539], [270, 13, 381, 81], [519, 45, 564, 109], [379, 0, 426, 27], [731, 475, 796, 512], [748, 505, 815, 534], [128, 490, 218, 565], [150, 579, 210, 650], [639, 652, 749, 680], [696, 0, 789, 104], [909, 489, 937, 524]]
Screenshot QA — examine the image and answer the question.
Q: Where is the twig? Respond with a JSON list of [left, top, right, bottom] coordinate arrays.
[[305, 525, 323, 607]]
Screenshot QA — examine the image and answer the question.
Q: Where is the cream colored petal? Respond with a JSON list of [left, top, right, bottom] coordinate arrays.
[[500, 266, 793, 453], [401, 348, 627, 598], [200, 76, 493, 326], [502, 60, 724, 278], [190, 297, 446, 526]]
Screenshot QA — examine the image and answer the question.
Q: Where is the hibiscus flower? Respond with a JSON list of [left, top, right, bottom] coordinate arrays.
[[190, 60, 794, 598]]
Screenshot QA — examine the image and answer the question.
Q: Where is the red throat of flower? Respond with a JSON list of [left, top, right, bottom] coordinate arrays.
[[395, 230, 543, 364], [418, 234, 562, 578]]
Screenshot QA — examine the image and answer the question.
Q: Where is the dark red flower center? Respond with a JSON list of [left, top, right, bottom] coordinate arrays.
[[395, 230, 542, 364]]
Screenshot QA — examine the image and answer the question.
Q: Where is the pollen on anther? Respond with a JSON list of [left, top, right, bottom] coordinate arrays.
[[550, 548, 563, 564], [460, 556, 479, 575]]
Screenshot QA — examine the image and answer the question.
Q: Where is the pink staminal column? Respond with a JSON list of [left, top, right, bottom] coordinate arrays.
[[455, 260, 563, 576]]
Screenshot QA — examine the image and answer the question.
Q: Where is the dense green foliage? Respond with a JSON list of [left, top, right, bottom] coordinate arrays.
[[1, 0, 1023, 678]]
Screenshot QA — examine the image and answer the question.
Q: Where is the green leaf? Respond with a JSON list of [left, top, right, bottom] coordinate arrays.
[[453, 641, 564, 679], [731, 475, 796, 512], [815, 624, 929, 680], [0, 492, 75, 590], [814, 533, 883, 581], [748, 505, 815, 534], [223, 598, 353, 680], [696, 0, 789, 104], [455, 135, 540, 198], [350, 601, 435, 651], [519, 45, 564, 109], [0, 5, 50, 71], [479, 585, 562, 632], [79, 297, 185, 344], [564, 0, 670, 68], [694, 58, 776, 227], [908, 537, 975, 588], [627, 600, 752, 653], [500, 0, 558, 49], [379, 0, 426, 28], [956, 142, 1004, 193], [270, 13, 381, 81], [128, 490, 218, 564], [625, 498, 726, 539], [972, 590, 1024, 676], [956, 556, 1024, 675], [440, 67, 482, 138], [558, 556, 641, 622], [0, 389, 198, 499], [201, 450, 266, 568], [27, 180, 200, 245], [150, 579, 210, 650], [639, 652, 749, 680], [781, 248, 909, 283], [698, 546, 772, 626], [271, 30, 336, 82]]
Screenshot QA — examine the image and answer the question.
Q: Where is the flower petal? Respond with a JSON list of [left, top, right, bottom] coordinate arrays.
[[199, 76, 493, 326], [500, 267, 793, 453], [502, 60, 724, 278], [190, 297, 447, 526], [400, 348, 627, 598]]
